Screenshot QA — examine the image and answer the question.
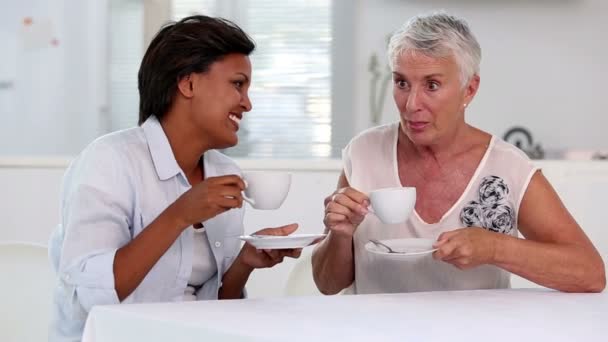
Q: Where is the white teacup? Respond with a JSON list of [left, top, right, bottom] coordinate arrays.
[[369, 187, 416, 224], [242, 171, 291, 210]]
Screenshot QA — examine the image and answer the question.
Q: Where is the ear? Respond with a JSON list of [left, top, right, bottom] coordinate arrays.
[[177, 74, 194, 99], [463, 74, 480, 106]]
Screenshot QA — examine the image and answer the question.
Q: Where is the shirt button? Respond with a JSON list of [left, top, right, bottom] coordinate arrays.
[[214, 241, 222, 248]]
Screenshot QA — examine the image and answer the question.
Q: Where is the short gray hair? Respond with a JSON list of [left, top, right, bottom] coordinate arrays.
[[387, 12, 481, 86]]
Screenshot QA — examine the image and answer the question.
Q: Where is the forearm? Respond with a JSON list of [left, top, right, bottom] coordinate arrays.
[[219, 256, 253, 299], [312, 233, 355, 295], [493, 234, 605, 292], [114, 203, 187, 301]]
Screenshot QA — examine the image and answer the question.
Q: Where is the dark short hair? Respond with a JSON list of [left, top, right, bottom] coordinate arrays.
[[137, 15, 255, 125]]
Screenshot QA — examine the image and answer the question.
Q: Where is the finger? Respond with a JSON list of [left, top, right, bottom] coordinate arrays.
[[264, 249, 276, 260], [309, 237, 325, 246], [263, 249, 280, 260], [209, 175, 246, 190], [434, 230, 461, 247], [281, 248, 302, 259], [332, 193, 368, 215], [339, 187, 369, 204], [351, 212, 366, 225], [325, 201, 359, 222], [257, 223, 299, 237], [324, 213, 349, 227], [442, 249, 464, 262], [218, 186, 244, 208], [433, 240, 459, 260], [216, 196, 241, 209], [218, 184, 246, 196], [324, 193, 336, 206], [275, 255, 285, 264], [268, 250, 285, 263]]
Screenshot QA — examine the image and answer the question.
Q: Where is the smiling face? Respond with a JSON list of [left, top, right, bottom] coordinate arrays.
[[392, 51, 479, 147], [181, 53, 252, 149]]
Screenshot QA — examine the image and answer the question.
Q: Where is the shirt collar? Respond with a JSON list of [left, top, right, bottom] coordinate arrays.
[[141, 116, 182, 181]]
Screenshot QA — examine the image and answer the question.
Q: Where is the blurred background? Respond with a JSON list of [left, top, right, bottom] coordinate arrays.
[[1, 0, 607, 160]]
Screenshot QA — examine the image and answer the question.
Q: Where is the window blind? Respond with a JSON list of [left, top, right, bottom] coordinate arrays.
[[108, 0, 143, 131], [109, 0, 333, 158]]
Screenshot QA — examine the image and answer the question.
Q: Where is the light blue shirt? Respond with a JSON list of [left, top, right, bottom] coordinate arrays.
[[48, 116, 245, 342]]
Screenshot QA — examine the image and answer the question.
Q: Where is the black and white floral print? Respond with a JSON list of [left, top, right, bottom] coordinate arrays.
[[479, 176, 509, 205], [460, 200, 483, 227], [460, 176, 515, 234]]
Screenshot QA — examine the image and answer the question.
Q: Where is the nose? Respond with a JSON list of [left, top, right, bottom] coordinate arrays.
[[405, 86, 422, 113], [241, 92, 252, 112]]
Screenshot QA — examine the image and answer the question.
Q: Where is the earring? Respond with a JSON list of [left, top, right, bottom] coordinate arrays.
[[463, 103, 468, 108]]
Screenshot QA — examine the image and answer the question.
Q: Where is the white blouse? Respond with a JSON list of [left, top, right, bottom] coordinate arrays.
[[48, 116, 245, 342], [342, 122, 538, 294]]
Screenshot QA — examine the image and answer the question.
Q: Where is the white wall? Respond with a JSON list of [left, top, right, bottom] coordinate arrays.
[[3, 1, 607, 158], [353, 0, 608, 151], [1, 159, 607, 296], [0, 0, 108, 156]]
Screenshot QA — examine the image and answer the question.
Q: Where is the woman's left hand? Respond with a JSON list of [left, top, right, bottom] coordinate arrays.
[[237, 223, 303, 269], [432, 227, 499, 270]]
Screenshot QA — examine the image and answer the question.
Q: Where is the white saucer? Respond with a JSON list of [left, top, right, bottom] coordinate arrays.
[[365, 238, 437, 257], [239, 233, 327, 249]]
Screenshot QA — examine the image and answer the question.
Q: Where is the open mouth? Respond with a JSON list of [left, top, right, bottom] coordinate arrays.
[[229, 114, 241, 129], [407, 121, 429, 131]]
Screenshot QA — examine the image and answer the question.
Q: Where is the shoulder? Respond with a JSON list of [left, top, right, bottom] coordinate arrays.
[[349, 122, 397, 145], [346, 122, 397, 154], [80, 127, 145, 162], [342, 123, 398, 186], [64, 128, 144, 186], [489, 137, 535, 167], [482, 136, 539, 206]]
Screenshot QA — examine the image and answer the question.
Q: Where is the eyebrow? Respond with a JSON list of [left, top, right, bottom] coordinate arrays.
[[237, 72, 250, 83], [424, 73, 445, 79], [392, 72, 445, 79]]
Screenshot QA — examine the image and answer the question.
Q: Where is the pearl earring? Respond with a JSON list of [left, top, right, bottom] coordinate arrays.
[[463, 103, 468, 108]]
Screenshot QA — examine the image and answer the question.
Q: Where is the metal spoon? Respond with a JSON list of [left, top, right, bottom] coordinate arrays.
[[369, 239, 400, 253]]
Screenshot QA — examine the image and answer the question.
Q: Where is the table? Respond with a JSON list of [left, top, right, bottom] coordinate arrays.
[[82, 289, 607, 342]]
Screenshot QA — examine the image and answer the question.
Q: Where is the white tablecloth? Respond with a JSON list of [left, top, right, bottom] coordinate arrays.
[[82, 289, 607, 342]]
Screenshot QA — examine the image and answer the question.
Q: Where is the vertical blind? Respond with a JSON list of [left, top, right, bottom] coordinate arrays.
[[109, 0, 143, 132], [109, 0, 333, 158]]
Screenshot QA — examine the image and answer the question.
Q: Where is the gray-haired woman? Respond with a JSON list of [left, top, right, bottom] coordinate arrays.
[[312, 12, 605, 294]]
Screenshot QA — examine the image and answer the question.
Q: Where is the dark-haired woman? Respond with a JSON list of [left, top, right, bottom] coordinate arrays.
[[49, 16, 301, 341]]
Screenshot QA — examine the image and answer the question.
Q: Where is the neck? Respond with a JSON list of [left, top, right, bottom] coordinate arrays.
[[161, 109, 211, 179], [399, 122, 476, 164]]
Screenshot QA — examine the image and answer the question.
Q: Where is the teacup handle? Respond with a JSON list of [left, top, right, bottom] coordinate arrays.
[[367, 206, 376, 216], [242, 192, 256, 206]]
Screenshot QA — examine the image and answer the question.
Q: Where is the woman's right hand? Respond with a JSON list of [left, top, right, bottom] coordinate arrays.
[[323, 187, 369, 238], [171, 175, 246, 229]]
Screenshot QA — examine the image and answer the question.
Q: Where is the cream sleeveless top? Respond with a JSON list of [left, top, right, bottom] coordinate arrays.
[[343, 122, 539, 294]]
